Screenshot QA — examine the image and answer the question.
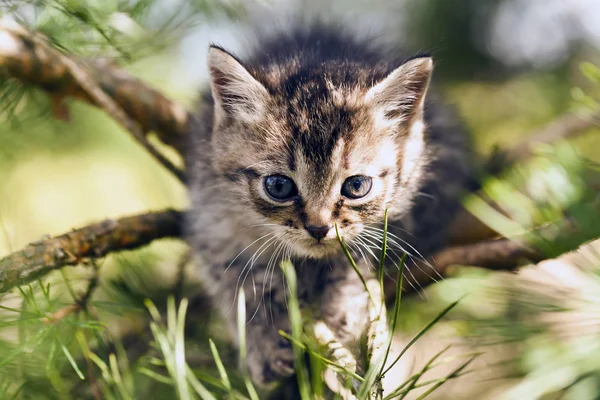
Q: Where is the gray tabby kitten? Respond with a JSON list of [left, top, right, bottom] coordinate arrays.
[[186, 24, 471, 386]]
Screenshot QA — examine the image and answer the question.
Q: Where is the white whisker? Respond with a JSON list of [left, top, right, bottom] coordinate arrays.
[[366, 222, 414, 237], [264, 240, 286, 322], [352, 237, 376, 271], [233, 234, 280, 318], [266, 242, 284, 323], [362, 228, 413, 255], [366, 227, 427, 260], [245, 234, 284, 323], [411, 255, 441, 284], [225, 232, 275, 272], [353, 236, 379, 260]]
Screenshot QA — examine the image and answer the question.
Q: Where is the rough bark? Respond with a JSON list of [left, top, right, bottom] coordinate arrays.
[[0, 210, 183, 293]]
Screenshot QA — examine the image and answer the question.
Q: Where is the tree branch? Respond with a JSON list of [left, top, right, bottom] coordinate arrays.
[[0, 209, 183, 293], [0, 23, 189, 179], [506, 110, 600, 162], [0, 205, 546, 299], [381, 238, 543, 299], [447, 109, 600, 245], [0, 25, 597, 300]]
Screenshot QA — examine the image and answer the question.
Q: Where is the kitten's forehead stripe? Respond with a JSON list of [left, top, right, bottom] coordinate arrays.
[[278, 75, 359, 190], [287, 150, 296, 172]]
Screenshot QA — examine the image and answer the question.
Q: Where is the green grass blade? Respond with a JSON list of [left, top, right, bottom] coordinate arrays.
[[88, 352, 111, 381], [237, 288, 260, 400], [358, 355, 384, 399], [378, 208, 389, 288], [281, 260, 313, 400], [109, 353, 132, 400], [167, 296, 177, 339], [17, 286, 38, 312], [188, 369, 232, 392], [0, 330, 45, 369], [186, 365, 218, 400], [137, 367, 174, 385], [391, 345, 452, 400], [379, 254, 406, 378], [0, 304, 34, 315], [278, 330, 364, 383], [146, 296, 217, 400], [464, 194, 527, 238], [209, 338, 233, 393], [61, 344, 85, 380], [414, 355, 478, 400], [383, 298, 462, 376], [174, 298, 191, 400], [144, 299, 162, 322], [39, 279, 51, 303], [335, 223, 375, 305], [358, 254, 408, 399]]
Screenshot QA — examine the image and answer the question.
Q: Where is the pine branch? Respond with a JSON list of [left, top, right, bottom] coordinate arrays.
[[0, 207, 543, 297], [0, 201, 586, 297], [0, 23, 189, 179], [381, 238, 542, 299], [43, 260, 101, 324], [431, 238, 542, 271], [449, 109, 600, 245], [0, 209, 183, 293], [506, 110, 600, 162]]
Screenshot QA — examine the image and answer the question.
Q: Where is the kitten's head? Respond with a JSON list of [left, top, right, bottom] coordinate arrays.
[[206, 45, 432, 258]]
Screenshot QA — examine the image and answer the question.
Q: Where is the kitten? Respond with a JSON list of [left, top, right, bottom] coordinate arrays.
[[186, 24, 472, 387]]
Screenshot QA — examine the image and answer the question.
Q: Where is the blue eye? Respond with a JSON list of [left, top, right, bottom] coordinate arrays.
[[264, 175, 298, 201], [341, 175, 372, 199]]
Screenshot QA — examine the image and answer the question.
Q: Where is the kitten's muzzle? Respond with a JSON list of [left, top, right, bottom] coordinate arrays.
[[305, 225, 331, 241]]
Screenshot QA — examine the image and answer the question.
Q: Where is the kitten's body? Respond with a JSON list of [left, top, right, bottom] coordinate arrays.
[[186, 24, 472, 386]]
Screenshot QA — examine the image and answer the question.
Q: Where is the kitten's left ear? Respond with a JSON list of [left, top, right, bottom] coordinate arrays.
[[366, 57, 433, 122], [207, 45, 269, 124]]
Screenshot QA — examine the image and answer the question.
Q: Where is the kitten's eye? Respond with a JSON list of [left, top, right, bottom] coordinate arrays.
[[341, 175, 372, 199], [264, 175, 298, 201]]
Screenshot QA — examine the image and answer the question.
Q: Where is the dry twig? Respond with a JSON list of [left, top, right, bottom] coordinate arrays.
[[42, 261, 100, 324], [507, 110, 600, 162], [0, 210, 542, 297], [0, 24, 188, 180], [0, 209, 183, 293]]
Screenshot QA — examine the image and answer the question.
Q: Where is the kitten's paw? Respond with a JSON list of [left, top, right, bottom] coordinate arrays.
[[247, 334, 295, 387]]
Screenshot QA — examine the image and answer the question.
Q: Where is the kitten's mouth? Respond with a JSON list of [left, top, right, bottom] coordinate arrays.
[[292, 238, 342, 258], [285, 228, 360, 258]]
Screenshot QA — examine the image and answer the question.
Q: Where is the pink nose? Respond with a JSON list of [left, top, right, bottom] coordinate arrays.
[[305, 225, 330, 240]]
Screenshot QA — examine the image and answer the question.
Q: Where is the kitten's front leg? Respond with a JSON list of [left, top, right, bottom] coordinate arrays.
[[225, 263, 295, 387], [201, 254, 295, 387], [317, 259, 389, 385], [244, 285, 296, 387], [318, 257, 375, 349]]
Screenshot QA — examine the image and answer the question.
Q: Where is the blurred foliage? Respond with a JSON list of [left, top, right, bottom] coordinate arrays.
[[1, 0, 243, 60], [403, 62, 600, 400], [466, 142, 600, 257], [403, 0, 504, 81], [0, 0, 599, 399]]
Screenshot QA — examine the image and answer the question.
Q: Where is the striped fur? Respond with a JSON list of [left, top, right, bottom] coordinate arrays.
[[186, 23, 472, 388]]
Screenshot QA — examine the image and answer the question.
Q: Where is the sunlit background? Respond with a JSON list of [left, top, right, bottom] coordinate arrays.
[[0, 0, 599, 398]]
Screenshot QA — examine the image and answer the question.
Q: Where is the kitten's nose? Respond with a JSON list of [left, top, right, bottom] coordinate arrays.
[[306, 225, 331, 241]]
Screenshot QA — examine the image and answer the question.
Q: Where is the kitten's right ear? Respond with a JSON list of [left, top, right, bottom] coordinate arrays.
[[366, 57, 433, 122], [207, 46, 269, 124]]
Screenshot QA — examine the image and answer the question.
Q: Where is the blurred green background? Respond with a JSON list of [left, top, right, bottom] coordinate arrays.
[[0, 0, 599, 399]]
